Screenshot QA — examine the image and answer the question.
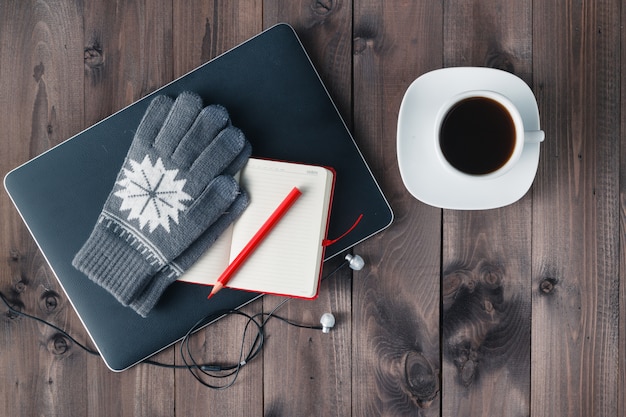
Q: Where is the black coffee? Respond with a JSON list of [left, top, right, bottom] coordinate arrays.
[[439, 97, 516, 175]]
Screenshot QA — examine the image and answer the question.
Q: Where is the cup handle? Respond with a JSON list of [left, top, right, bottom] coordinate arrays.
[[525, 130, 545, 143]]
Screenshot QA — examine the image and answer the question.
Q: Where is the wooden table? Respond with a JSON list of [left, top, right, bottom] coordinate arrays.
[[1, 1, 623, 416]]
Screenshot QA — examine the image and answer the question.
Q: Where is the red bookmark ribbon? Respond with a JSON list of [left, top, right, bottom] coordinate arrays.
[[322, 214, 363, 247]]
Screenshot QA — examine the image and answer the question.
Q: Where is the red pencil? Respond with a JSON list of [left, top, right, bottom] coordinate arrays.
[[208, 186, 302, 299]]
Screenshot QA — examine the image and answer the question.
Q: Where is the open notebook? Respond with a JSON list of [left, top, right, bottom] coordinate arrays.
[[179, 158, 334, 298]]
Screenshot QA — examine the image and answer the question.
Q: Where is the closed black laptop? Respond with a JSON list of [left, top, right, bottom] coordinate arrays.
[[4, 24, 393, 371]]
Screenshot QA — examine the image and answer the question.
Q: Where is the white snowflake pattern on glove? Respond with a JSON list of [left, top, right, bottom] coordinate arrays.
[[114, 155, 191, 233]]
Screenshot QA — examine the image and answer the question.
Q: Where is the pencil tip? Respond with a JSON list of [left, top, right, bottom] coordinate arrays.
[[208, 283, 222, 300]]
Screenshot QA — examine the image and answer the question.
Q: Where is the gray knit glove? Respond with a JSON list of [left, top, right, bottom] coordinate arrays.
[[128, 142, 252, 317], [72, 92, 250, 308]]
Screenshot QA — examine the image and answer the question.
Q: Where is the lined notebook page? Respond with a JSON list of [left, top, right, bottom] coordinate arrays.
[[228, 159, 333, 297], [178, 158, 333, 298]]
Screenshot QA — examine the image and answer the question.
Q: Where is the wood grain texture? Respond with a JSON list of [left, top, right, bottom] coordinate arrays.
[[441, 209, 532, 417], [442, 1, 533, 416], [0, 1, 85, 417], [261, 262, 353, 417], [532, 0, 622, 416], [352, 1, 443, 415], [621, 2, 626, 416], [83, 0, 174, 125], [1, 1, 624, 416], [172, 0, 262, 78], [443, 0, 533, 83], [261, 2, 354, 416]]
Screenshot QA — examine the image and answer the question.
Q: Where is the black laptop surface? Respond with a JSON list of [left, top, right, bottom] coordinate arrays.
[[4, 23, 393, 371]]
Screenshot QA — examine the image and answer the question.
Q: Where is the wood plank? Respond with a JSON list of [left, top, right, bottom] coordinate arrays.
[[83, 0, 175, 125], [352, 1, 443, 415], [82, 1, 176, 416], [532, 0, 622, 415], [260, 2, 354, 416], [172, 0, 262, 78], [441, 207, 532, 417], [441, 1, 533, 416], [260, 262, 353, 417], [170, 2, 263, 416], [443, 1, 532, 82], [621, 1, 626, 415], [0, 1, 86, 416]]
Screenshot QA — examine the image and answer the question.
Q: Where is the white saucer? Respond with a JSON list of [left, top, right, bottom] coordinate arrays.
[[397, 67, 542, 210]]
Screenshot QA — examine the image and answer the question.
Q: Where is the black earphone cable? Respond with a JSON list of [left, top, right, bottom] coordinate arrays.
[[0, 256, 351, 388], [177, 258, 349, 388]]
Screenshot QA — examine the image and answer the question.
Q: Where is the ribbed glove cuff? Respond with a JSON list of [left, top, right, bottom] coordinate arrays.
[[72, 215, 165, 305]]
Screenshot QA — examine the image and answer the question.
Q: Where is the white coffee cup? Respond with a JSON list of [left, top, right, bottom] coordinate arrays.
[[434, 90, 544, 180]]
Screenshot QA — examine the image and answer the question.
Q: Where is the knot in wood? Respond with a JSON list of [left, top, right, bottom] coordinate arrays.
[[460, 358, 477, 386], [33, 62, 45, 82], [310, 0, 335, 16], [442, 272, 462, 297], [10, 249, 21, 261], [84, 45, 104, 69], [485, 46, 515, 73], [48, 333, 70, 355], [540, 277, 558, 294], [403, 351, 439, 408], [353, 17, 381, 56], [442, 270, 472, 297], [39, 290, 60, 313], [14, 281, 26, 293], [479, 264, 503, 289], [353, 37, 368, 55]]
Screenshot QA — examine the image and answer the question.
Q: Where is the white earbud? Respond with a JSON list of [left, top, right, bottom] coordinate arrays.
[[320, 313, 335, 333], [345, 254, 365, 271]]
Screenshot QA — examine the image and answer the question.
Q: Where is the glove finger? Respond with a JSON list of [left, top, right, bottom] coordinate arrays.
[[153, 91, 203, 154], [189, 127, 248, 179], [181, 175, 240, 242], [223, 140, 252, 176], [171, 104, 230, 168], [176, 187, 249, 270], [133, 95, 174, 147]]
